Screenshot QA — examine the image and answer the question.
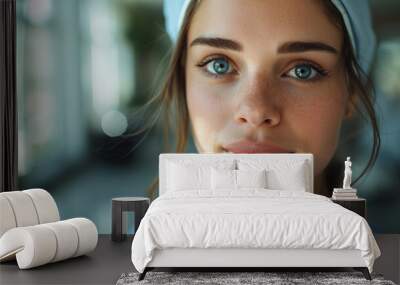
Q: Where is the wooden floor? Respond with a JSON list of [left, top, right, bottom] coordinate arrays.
[[0, 234, 398, 285]]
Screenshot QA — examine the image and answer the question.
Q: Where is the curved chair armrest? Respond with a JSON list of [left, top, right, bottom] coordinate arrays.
[[0, 218, 98, 269]]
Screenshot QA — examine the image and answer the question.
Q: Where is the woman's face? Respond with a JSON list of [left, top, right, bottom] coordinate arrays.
[[185, 0, 350, 177]]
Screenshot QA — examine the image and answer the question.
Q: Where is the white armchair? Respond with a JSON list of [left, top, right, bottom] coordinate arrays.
[[0, 189, 98, 269]]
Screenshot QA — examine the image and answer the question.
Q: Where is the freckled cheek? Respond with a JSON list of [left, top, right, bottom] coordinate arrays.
[[186, 81, 232, 146], [289, 98, 345, 175]]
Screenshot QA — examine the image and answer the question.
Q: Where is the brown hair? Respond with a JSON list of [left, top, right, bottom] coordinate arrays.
[[321, 0, 380, 189], [137, 0, 380, 200]]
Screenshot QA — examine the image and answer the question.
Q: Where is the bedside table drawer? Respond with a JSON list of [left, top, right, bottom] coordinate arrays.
[[331, 198, 366, 218]]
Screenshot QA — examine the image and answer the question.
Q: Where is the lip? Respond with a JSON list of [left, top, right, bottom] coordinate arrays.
[[222, 139, 293, 154]]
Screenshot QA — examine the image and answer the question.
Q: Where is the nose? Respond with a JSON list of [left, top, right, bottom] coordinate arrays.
[[234, 76, 281, 128]]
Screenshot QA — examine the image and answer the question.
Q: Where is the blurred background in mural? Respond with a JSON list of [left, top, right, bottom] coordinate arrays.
[[17, 0, 400, 234]]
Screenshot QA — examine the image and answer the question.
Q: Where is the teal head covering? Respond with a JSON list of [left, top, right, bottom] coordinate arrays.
[[163, 0, 376, 75]]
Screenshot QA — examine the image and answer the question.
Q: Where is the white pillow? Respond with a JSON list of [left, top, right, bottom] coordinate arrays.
[[211, 168, 236, 190], [211, 168, 267, 190], [267, 164, 307, 191], [236, 169, 267, 188], [237, 159, 308, 191], [166, 159, 236, 191], [167, 162, 209, 191]]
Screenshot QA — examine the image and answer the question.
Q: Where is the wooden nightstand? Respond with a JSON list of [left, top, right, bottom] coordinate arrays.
[[111, 197, 150, 242], [331, 198, 366, 218]]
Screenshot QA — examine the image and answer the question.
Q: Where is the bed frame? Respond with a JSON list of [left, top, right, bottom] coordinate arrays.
[[138, 153, 372, 281]]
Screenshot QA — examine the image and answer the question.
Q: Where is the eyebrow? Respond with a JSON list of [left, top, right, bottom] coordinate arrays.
[[190, 37, 338, 54], [278, 41, 338, 54], [190, 37, 243, 51]]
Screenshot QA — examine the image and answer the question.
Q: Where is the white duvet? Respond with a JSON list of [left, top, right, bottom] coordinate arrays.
[[131, 189, 380, 273]]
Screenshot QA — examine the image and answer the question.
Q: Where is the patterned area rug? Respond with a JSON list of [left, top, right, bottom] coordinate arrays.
[[116, 271, 396, 285]]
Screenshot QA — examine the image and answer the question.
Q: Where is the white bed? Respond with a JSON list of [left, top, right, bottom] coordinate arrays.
[[131, 153, 380, 281]]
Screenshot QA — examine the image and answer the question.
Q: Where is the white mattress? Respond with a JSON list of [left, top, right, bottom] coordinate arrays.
[[131, 189, 380, 273]]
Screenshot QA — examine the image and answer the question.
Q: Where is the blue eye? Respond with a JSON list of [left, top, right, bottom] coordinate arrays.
[[197, 58, 326, 81], [287, 64, 324, 80], [198, 57, 235, 77]]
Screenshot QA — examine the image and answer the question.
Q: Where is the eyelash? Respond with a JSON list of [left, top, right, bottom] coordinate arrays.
[[196, 56, 329, 83]]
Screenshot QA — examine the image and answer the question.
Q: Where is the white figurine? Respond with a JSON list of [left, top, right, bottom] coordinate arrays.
[[342, 156, 352, 189]]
